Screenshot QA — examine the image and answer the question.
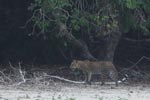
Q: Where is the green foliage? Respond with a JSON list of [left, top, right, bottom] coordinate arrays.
[[28, 0, 150, 41], [113, 0, 150, 34], [126, 0, 139, 9], [29, 0, 119, 37]]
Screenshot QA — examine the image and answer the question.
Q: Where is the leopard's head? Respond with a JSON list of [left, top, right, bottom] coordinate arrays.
[[70, 60, 80, 70]]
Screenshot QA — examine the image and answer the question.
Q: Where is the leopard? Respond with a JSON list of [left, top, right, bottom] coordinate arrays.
[[70, 60, 118, 86]]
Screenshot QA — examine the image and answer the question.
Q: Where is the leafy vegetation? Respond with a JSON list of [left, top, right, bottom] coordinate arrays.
[[24, 0, 149, 62], [0, 0, 150, 64], [28, 0, 119, 39], [29, 0, 150, 37], [114, 0, 150, 34]]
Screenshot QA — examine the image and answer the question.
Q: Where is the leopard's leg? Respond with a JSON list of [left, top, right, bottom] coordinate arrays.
[[101, 74, 106, 86], [87, 72, 92, 85]]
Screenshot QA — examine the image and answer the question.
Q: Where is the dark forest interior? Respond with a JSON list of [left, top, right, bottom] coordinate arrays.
[[0, 0, 150, 71]]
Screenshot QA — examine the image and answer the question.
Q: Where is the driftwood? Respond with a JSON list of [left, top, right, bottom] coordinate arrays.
[[43, 73, 126, 84], [45, 75, 117, 84], [44, 74, 85, 84]]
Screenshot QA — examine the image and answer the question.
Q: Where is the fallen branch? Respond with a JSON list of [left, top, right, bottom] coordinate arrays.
[[44, 74, 85, 84], [130, 56, 150, 68], [120, 56, 150, 81], [121, 56, 150, 72], [0, 69, 12, 83], [8, 61, 27, 85], [126, 60, 140, 70], [17, 62, 26, 85], [43, 74, 126, 85]]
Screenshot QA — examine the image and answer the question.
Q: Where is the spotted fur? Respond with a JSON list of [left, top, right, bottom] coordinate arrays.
[[70, 60, 118, 86]]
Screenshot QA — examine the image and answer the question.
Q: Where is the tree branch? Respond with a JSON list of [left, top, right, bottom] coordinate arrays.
[[58, 22, 97, 60]]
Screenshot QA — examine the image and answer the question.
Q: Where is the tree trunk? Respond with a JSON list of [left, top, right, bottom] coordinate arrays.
[[106, 31, 121, 61], [98, 30, 121, 62], [58, 22, 97, 61]]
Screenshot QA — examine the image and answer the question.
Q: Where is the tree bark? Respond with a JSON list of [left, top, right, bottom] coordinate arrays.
[[106, 31, 121, 61], [98, 30, 121, 62], [58, 22, 97, 61]]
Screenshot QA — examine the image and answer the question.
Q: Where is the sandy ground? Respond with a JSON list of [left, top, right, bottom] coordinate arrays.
[[0, 82, 150, 100]]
